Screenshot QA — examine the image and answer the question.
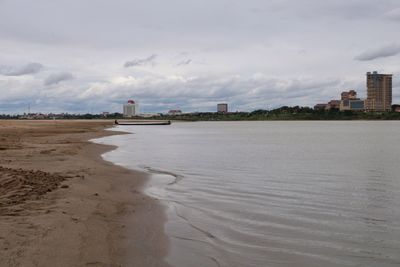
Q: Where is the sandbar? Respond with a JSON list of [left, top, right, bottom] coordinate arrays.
[[0, 120, 170, 267]]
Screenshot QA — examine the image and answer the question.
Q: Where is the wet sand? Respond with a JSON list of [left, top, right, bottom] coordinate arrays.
[[0, 120, 169, 267]]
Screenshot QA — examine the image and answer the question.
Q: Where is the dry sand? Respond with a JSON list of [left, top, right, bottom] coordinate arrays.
[[0, 120, 170, 267]]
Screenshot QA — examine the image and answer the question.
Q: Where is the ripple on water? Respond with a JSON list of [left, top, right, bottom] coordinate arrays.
[[97, 122, 400, 267]]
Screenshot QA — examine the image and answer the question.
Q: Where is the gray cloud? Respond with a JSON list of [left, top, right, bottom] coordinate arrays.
[[0, 0, 399, 113], [0, 62, 43, 76], [0, 68, 374, 114], [44, 72, 74, 86], [124, 54, 157, 68], [384, 8, 400, 21], [177, 59, 192, 66], [74, 73, 345, 113], [354, 43, 400, 61]]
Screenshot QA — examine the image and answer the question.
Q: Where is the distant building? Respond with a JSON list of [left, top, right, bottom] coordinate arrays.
[[392, 104, 400, 112], [123, 100, 139, 117], [341, 90, 358, 100], [139, 113, 161, 118], [339, 90, 365, 111], [326, 100, 340, 110], [168, 109, 182, 115], [365, 71, 392, 112], [312, 72, 395, 113], [340, 99, 365, 111], [217, 103, 228, 113], [314, 103, 328, 111]]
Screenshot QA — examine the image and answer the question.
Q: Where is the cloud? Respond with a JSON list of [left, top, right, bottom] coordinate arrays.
[[384, 8, 400, 21], [0, 68, 357, 114], [75, 73, 344, 113], [177, 59, 192, 66], [354, 43, 400, 61], [124, 54, 157, 68], [0, 62, 43, 76], [1, 0, 400, 113], [44, 72, 74, 86]]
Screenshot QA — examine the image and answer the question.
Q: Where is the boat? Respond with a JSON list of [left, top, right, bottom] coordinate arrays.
[[115, 120, 171, 126]]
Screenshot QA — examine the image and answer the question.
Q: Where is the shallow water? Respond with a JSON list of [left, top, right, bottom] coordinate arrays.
[[96, 121, 400, 267]]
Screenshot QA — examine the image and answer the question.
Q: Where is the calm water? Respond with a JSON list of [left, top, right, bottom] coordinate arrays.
[[95, 121, 400, 267]]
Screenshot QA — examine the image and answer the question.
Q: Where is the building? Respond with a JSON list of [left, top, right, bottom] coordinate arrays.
[[314, 103, 327, 111], [123, 100, 139, 117], [340, 99, 365, 111], [339, 90, 365, 111], [341, 90, 357, 100], [365, 71, 392, 112], [168, 109, 182, 115], [217, 103, 228, 113], [326, 100, 340, 110], [139, 113, 161, 118], [392, 104, 400, 112]]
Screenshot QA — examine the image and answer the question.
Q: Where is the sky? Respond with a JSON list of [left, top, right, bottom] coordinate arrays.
[[0, 0, 400, 114]]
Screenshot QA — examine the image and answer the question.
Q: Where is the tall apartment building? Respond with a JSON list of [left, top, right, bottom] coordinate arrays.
[[123, 100, 139, 117], [365, 71, 392, 112]]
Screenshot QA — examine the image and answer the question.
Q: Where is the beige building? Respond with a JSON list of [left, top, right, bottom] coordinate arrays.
[[365, 71, 392, 112]]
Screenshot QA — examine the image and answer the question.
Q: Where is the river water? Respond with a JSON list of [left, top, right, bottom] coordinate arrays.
[[95, 121, 400, 267]]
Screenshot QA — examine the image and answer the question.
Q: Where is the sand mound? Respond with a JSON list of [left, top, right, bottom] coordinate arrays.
[[0, 166, 66, 213]]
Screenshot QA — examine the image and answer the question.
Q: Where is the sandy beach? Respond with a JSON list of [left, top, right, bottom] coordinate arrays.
[[0, 120, 169, 267]]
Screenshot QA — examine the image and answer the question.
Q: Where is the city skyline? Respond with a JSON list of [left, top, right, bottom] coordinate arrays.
[[0, 0, 400, 114]]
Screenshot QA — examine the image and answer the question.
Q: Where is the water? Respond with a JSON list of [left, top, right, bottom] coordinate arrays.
[[95, 121, 400, 267]]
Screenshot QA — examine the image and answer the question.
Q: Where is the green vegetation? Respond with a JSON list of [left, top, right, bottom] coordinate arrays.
[[2, 106, 400, 120], [161, 106, 400, 121]]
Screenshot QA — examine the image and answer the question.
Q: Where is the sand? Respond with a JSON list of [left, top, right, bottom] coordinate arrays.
[[0, 120, 170, 267]]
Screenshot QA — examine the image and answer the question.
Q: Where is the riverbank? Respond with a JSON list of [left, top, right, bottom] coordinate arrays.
[[0, 120, 169, 267], [159, 109, 400, 121]]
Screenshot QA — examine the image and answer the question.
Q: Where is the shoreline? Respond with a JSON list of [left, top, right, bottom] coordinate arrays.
[[0, 120, 170, 266]]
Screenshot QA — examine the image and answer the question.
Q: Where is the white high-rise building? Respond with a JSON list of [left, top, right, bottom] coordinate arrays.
[[123, 100, 139, 117]]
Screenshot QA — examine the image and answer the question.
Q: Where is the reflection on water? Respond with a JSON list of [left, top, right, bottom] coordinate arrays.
[[96, 121, 400, 267]]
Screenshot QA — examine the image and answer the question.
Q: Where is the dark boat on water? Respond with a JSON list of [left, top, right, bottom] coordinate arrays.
[[115, 120, 171, 126]]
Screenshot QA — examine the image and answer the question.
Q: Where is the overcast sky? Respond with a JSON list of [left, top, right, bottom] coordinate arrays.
[[0, 0, 399, 114]]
